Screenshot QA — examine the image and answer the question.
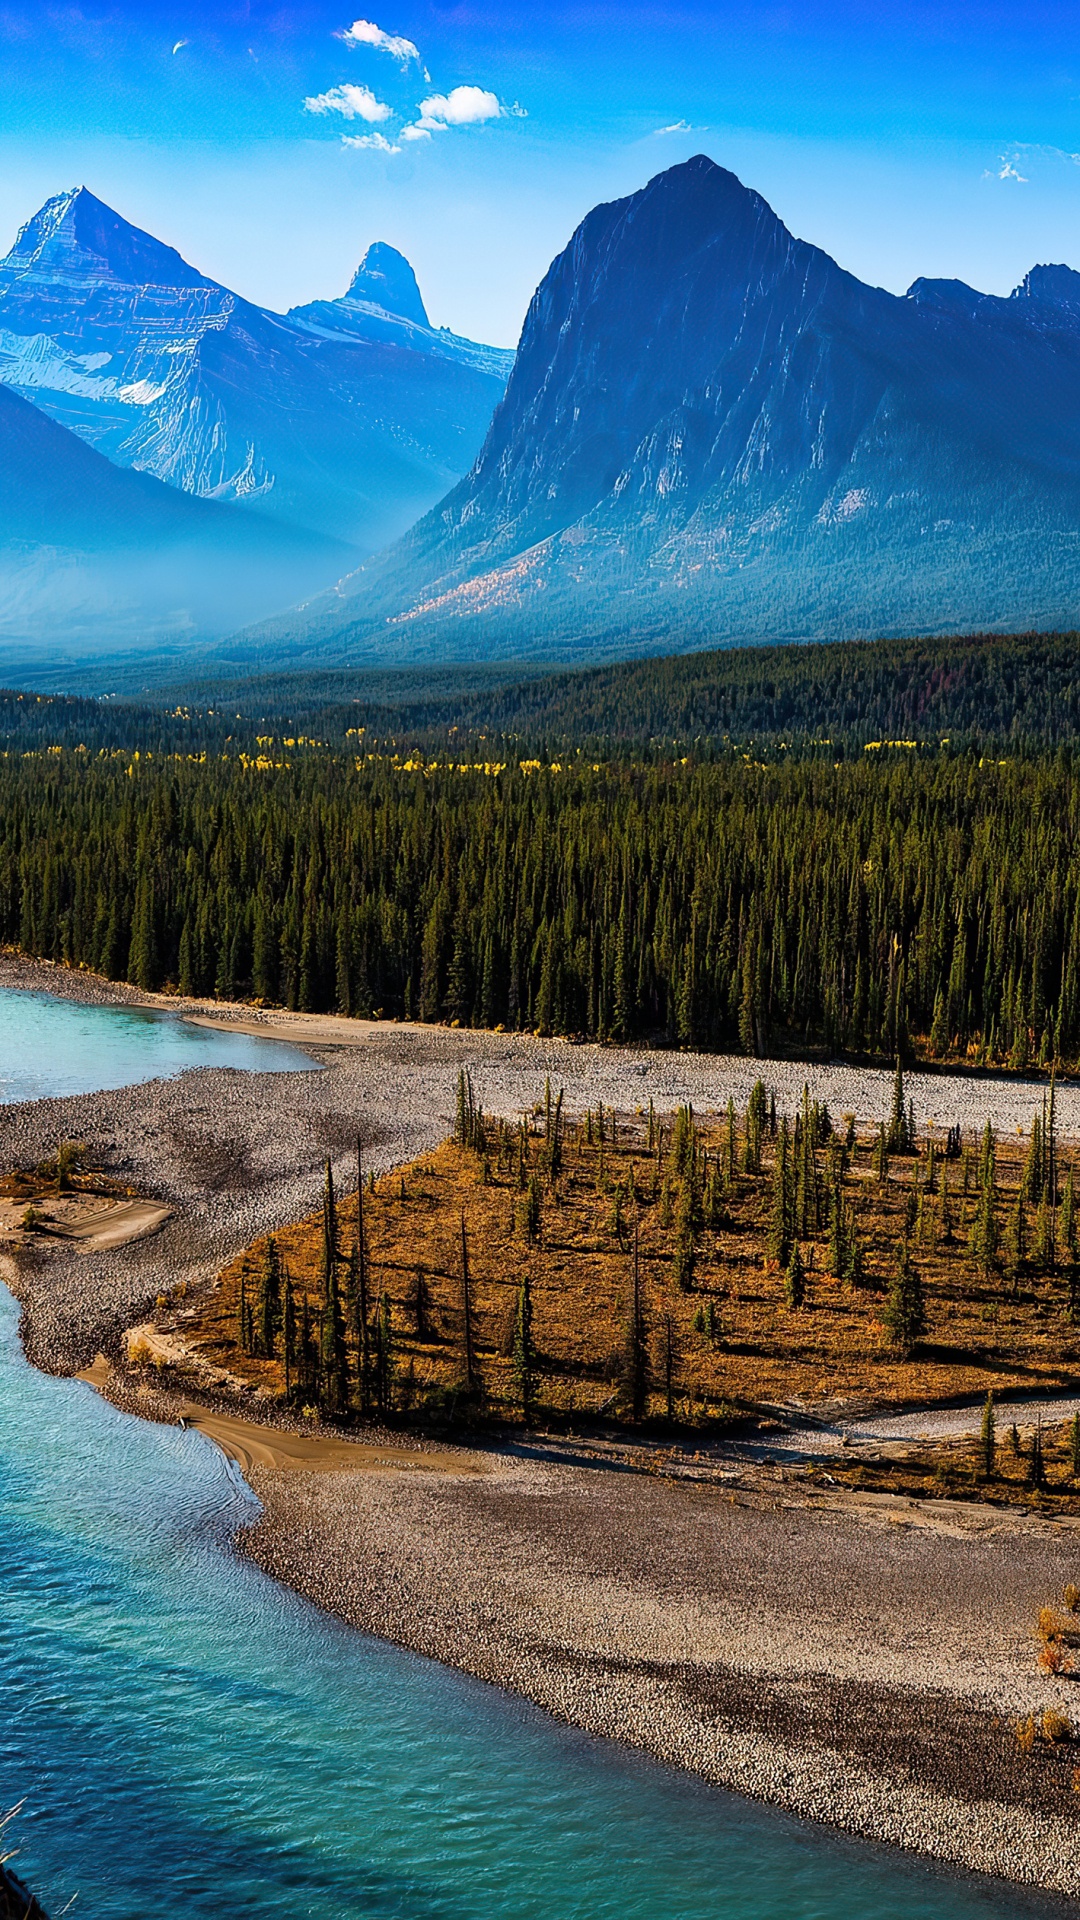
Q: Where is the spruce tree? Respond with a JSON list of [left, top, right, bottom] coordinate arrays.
[[460, 1209, 477, 1392], [623, 1224, 649, 1418], [513, 1271, 535, 1422], [282, 1267, 296, 1400], [783, 1241, 806, 1310], [258, 1235, 282, 1359], [883, 1239, 926, 1356], [320, 1264, 349, 1416], [769, 1119, 792, 1268]]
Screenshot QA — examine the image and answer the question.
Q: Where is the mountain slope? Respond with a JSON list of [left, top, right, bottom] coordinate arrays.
[[0, 379, 348, 657], [0, 189, 510, 555], [261, 155, 1080, 664]]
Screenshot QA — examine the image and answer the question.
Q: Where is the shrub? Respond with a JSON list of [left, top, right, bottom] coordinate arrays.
[[1039, 1640, 1071, 1675], [1042, 1710, 1073, 1744], [1066, 1584, 1080, 1614], [1016, 1714, 1037, 1752]]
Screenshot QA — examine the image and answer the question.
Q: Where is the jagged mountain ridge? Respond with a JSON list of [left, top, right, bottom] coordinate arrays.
[[259, 155, 1080, 664], [0, 188, 510, 554], [0, 378, 348, 657]]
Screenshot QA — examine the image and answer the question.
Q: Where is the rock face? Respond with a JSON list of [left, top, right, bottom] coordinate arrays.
[[267, 155, 1080, 664], [0, 188, 510, 555], [0, 379, 348, 657]]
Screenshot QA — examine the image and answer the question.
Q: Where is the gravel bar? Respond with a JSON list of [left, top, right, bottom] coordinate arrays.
[[6, 953, 1080, 1899]]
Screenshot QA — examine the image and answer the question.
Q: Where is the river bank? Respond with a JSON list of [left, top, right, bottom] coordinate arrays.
[[6, 952, 1080, 1897]]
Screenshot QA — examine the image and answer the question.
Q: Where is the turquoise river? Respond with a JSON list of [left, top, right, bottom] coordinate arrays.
[[0, 990, 1067, 1916]]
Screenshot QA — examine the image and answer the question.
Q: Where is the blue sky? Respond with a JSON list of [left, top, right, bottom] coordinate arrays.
[[2, 3, 1080, 345]]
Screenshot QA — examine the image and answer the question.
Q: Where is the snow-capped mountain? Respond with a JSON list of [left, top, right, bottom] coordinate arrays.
[[0, 188, 511, 555], [259, 156, 1080, 664]]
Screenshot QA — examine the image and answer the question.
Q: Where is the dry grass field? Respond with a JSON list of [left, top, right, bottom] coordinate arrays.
[[177, 1075, 1080, 1456]]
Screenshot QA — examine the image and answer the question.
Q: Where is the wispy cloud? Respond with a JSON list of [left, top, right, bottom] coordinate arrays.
[[171, 38, 187, 55], [341, 19, 423, 71], [655, 119, 693, 135], [342, 131, 401, 152], [989, 142, 1080, 183], [304, 82, 392, 123], [409, 85, 503, 136]]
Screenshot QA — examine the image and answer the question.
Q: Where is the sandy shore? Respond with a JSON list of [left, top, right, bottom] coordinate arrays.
[[7, 952, 1080, 1896]]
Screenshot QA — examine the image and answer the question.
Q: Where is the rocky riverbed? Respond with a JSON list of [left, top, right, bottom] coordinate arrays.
[[6, 951, 1080, 1898]]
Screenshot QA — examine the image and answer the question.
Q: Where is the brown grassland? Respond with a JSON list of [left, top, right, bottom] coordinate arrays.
[[162, 1079, 1080, 1514]]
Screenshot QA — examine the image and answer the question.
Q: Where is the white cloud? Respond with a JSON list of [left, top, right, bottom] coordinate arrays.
[[304, 82, 392, 123], [399, 123, 432, 142], [414, 85, 503, 131], [655, 120, 693, 136], [342, 131, 401, 153], [341, 19, 423, 69], [172, 38, 188, 54], [997, 158, 1028, 183]]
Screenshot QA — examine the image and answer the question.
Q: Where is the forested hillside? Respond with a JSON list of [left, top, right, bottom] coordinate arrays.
[[13, 627, 1080, 756], [4, 742, 1080, 1071]]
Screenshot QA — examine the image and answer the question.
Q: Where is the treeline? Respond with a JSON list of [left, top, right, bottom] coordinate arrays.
[[13, 628, 1080, 760], [170, 628, 1080, 757], [7, 745, 1080, 1066]]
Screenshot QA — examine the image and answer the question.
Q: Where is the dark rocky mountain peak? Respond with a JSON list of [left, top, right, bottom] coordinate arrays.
[[346, 242, 429, 326], [1013, 263, 1080, 309]]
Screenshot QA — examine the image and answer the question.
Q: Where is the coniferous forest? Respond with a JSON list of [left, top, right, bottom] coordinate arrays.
[[6, 630, 1080, 1068]]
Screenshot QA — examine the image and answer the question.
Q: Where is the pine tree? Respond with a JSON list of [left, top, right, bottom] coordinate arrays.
[[783, 1241, 806, 1310], [321, 1157, 339, 1304], [354, 1137, 372, 1414], [622, 1222, 649, 1419], [769, 1119, 792, 1268], [460, 1210, 477, 1393], [320, 1263, 349, 1416], [1070, 1411, 1080, 1480], [511, 1272, 535, 1421], [883, 1239, 925, 1356], [980, 1391, 996, 1480], [257, 1235, 282, 1359], [411, 1266, 431, 1342], [873, 1123, 889, 1185], [968, 1181, 998, 1277], [282, 1266, 296, 1399]]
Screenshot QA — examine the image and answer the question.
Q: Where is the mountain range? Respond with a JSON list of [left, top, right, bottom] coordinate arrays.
[[256, 155, 1080, 666], [0, 187, 511, 554], [0, 186, 511, 657]]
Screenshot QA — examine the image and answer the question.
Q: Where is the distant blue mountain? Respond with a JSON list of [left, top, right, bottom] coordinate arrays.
[[259, 156, 1080, 665], [289, 241, 513, 382], [0, 188, 511, 556], [0, 377, 349, 660]]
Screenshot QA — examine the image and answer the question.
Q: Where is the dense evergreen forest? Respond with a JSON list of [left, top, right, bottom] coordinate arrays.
[[5, 629, 1080, 1067], [4, 738, 1080, 1069]]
